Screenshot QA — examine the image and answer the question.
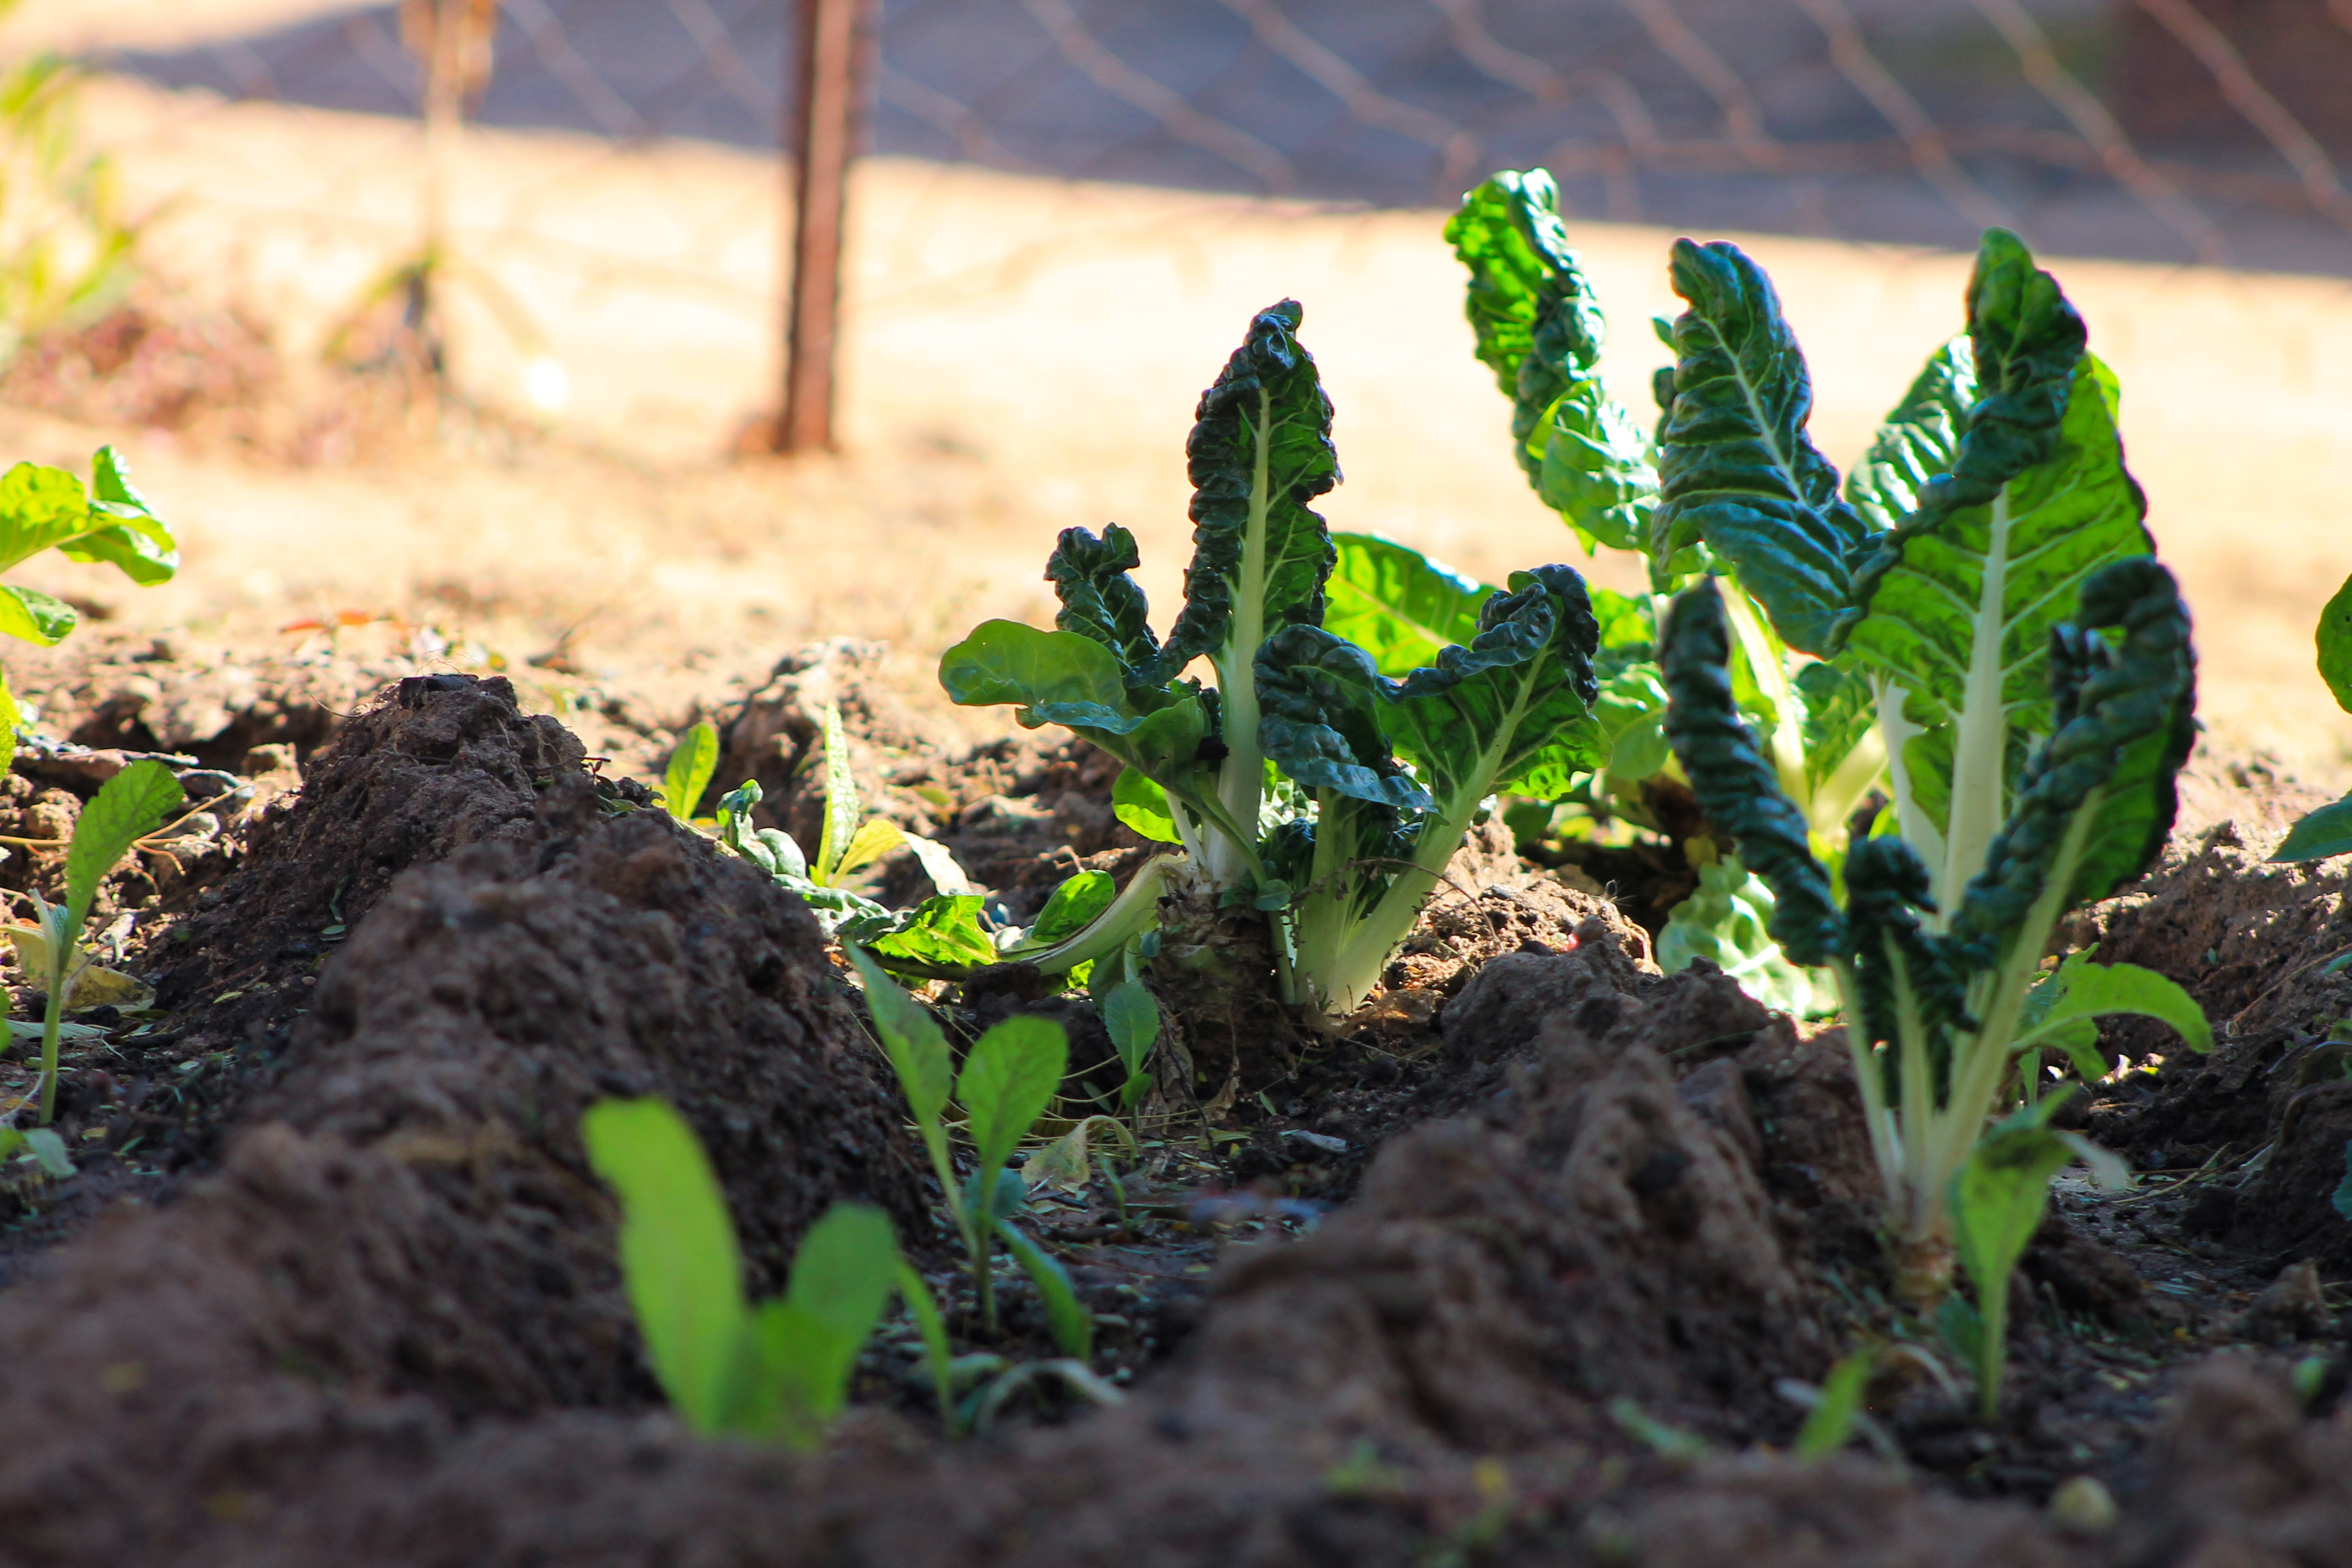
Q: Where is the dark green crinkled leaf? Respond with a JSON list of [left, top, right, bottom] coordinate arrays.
[[1842, 836, 1972, 1100], [1380, 565, 1605, 803], [1659, 580, 1843, 965], [1846, 337, 1975, 533], [1947, 559, 2196, 970], [1652, 240, 1865, 655], [1046, 524, 1163, 689], [1321, 533, 1494, 677], [1446, 171, 1657, 553], [1158, 300, 1338, 675], [1255, 624, 1435, 811]]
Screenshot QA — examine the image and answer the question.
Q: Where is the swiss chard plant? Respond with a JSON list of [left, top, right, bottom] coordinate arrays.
[[582, 1096, 951, 1447], [2272, 570, 2352, 863], [939, 301, 1604, 1021], [1664, 558, 2201, 1414]]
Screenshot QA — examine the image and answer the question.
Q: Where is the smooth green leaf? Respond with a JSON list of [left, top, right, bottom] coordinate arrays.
[[1111, 767, 1182, 843], [661, 721, 719, 820], [0, 460, 98, 574], [2275, 795, 2352, 864], [1653, 239, 1865, 654], [1446, 171, 1656, 553], [66, 758, 182, 931], [958, 1015, 1069, 1184], [833, 816, 906, 880], [0, 584, 75, 646], [1101, 979, 1160, 1080], [68, 447, 178, 587], [1794, 1346, 1878, 1460], [584, 1098, 748, 1436], [2016, 950, 2211, 1057], [748, 1202, 901, 1447], [849, 950, 952, 1137], [1322, 533, 1495, 677], [2318, 571, 2352, 715], [1949, 1098, 2081, 1417], [1028, 870, 1115, 947], [997, 1223, 1093, 1360], [938, 619, 1169, 737], [815, 706, 859, 883]]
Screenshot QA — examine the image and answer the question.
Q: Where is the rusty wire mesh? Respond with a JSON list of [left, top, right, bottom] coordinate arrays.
[[101, 0, 2352, 276]]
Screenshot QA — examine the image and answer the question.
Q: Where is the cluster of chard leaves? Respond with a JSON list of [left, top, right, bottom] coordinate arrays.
[[939, 299, 1605, 1020], [1441, 172, 1882, 1015], [584, 1096, 954, 1447], [1640, 221, 2214, 1417], [0, 448, 177, 773], [2271, 571, 2352, 863]]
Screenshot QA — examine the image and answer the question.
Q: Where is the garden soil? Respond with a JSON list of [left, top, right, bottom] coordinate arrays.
[[0, 654, 2333, 1565]]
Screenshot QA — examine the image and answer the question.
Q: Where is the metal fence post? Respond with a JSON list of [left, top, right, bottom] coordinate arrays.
[[776, 0, 869, 453]]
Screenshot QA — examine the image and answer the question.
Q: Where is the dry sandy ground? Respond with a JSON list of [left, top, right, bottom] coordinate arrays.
[[6, 0, 2349, 789]]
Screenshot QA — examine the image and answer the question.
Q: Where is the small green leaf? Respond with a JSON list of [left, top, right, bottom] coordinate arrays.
[[1794, 1346, 1877, 1460], [20, 1126, 74, 1178], [832, 816, 906, 880], [997, 1223, 1092, 1360], [1101, 980, 1160, 1082], [2275, 796, 2352, 864], [66, 759, 183, 932], [583, 1098, 749, 1436], [2014, 951, 2211, 1058], [1111, 767, 1182, 843], [0, 584, 76, 647], [1948, 1100, 2083, 1418], [815, 706, 860, 883], [1028, 870, 1115, 946], [939, 620, 1134, 730], [661, 721, 719, 819], [2318, 571, 2352, 715], [958, 1015, 1069, 1185], [749, 1201, 901, 1448], [867, 895, 998, 972]]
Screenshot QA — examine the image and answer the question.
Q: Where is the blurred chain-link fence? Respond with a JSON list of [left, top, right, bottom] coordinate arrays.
[[94, 0, 2352, 428]]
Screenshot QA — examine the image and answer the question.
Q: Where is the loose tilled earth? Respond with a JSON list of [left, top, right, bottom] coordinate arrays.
[[0, 629, 2343, 1567]]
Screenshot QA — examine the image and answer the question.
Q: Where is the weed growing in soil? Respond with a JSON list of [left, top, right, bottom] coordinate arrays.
[[656, 719, 717, 820], [584, 1096, 951, 1447], [6, 756, 178, 1125], [852, 950, 1092, 1356]]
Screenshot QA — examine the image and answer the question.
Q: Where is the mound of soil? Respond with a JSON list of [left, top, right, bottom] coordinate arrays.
[[0, 687, 2345, 1566]]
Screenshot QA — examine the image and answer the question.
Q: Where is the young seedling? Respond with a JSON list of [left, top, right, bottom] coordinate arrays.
[[1100, 977, 1159, 1129], [851, 949, 1092, 1357], [582, 1096, 952, 1447], [5, 758, 182, 1125], [0, 449, 178, 773], [656, 720, 718, 820]]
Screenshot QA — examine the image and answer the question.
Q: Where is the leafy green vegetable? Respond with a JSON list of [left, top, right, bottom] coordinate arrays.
[[1322, 532, 1493, 676], [583, 1097, 924, 1447], [1445, 171, 1656, 554], [1836, 233, 2151, 911], [660, 721, 718, 820], [2013, 949, 2209, 1080], [2277, 801, 2352, 865], [1655, 853, 1832, 1018], [1652, 239, 1866, 655], [1662, 556, 2198, 1411], [1257, 565, 1607, 1015]]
